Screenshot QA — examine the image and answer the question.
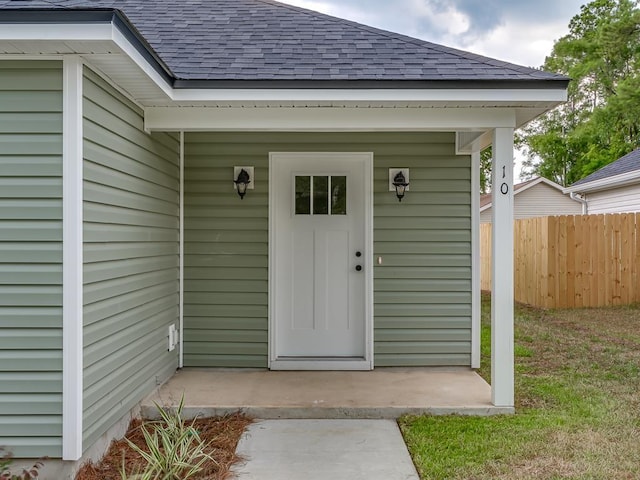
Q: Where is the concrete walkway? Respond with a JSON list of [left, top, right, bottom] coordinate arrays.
[[232, 419, 419, 480], [142, 367, 513, 419]]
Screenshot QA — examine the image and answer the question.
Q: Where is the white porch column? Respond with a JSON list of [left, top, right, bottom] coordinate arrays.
[[490, 127, 514, 407]]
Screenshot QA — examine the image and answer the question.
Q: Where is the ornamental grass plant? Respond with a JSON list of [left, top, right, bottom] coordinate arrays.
[[120, 396, 214, 480]]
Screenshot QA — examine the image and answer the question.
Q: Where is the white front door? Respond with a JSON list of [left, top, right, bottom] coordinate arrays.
[[269, 152, 373, 370]]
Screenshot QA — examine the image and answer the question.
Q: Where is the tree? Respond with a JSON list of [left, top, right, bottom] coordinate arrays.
[[480, 147, 492, 194], [520, 0, 640, 186]]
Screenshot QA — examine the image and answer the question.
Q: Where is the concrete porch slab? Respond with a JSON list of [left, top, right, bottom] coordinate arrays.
[[142, 367, 513, 419]]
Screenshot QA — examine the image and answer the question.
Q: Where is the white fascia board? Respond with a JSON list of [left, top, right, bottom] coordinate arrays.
[[0, 23, 113, 41], [171, 87, 567, 104], [109, 24, 173, 99], [145, 106, 517, 131], [564, 170, 640, 194]]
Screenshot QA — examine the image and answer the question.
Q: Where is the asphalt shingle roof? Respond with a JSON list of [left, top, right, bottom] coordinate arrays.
[[572, 149, 640, 187], [0, 0, 569, 84]]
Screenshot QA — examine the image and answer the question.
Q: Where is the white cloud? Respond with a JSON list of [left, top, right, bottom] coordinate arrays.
[[457, 17, 570, 68], [277, 0, 379, 25], [278, 0, 580, 69], [277, 0, 338, 14], [406, 0, 471, 36]]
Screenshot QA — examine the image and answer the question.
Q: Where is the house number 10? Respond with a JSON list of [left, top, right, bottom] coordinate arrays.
[[500, 166, 509, 195]]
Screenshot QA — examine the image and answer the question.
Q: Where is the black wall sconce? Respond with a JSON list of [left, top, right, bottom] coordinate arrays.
[[233, 166, 254, 200], [389, 168, 410, 202]]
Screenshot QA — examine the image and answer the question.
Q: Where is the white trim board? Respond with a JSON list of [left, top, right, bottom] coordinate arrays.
[[471, 146, 481, 369], [62, 55, 84, 461], [179, 131, 185, 369], [268, 152, 374, 371], [270, 359, 373, 371], [144, 107, 517, 132]]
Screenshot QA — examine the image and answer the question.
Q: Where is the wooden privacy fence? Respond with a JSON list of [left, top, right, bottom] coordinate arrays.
[[481, 213, 640, 308]]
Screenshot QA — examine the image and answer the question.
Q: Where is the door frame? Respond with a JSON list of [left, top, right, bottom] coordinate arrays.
[[268, 152, 374, 370]]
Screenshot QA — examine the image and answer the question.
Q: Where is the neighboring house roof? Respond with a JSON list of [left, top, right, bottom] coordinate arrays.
[[480, 177, 562, 212], [0, 0, 569, 88], [566, 149, 640, 193]]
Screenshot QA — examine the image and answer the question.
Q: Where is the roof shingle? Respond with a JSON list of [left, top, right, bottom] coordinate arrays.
[[571, 149, 640, 187], [0, 0, 568, 84]]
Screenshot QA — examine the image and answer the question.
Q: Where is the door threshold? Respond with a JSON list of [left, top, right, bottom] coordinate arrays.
[[278, 356, 365, 361], [270, 357, 372, 371]]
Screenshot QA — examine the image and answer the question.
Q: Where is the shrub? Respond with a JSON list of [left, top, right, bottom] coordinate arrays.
[[120, 396, 215, 480]]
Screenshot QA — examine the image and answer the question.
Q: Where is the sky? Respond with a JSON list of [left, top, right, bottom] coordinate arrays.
[[279, 0, 586, 69], [277, 0, 587, 180]]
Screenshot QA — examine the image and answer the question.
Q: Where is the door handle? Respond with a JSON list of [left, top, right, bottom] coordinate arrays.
[[355, 265, 362, 272]]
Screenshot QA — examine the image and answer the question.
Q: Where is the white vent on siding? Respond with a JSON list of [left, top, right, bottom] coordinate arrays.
[[168, 324, 178, 351]]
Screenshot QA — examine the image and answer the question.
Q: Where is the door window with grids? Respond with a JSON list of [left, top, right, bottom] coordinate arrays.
[[295, 175, 347, 215]]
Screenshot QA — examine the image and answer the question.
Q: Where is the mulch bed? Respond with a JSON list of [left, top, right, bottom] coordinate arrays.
[[75, 413, 253, 480]]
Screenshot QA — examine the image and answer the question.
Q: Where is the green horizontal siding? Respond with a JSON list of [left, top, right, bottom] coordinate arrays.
[[82, 67, 180, 452], [0, 372, 62, 393], [183, 132, 472, 367], [184, 133, 268, 368], [0, 60, 63, 459], [0, 394, 61, 415], [0, 134, 62, 155], [374, 146, 471, 366]]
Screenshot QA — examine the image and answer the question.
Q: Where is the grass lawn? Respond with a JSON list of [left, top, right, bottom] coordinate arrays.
[[399, 294, 640, 480]]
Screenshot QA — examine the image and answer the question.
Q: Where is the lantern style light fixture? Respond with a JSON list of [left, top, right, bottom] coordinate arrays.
[[233, 166, 254, 200], [389, 168, 410, 202]]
